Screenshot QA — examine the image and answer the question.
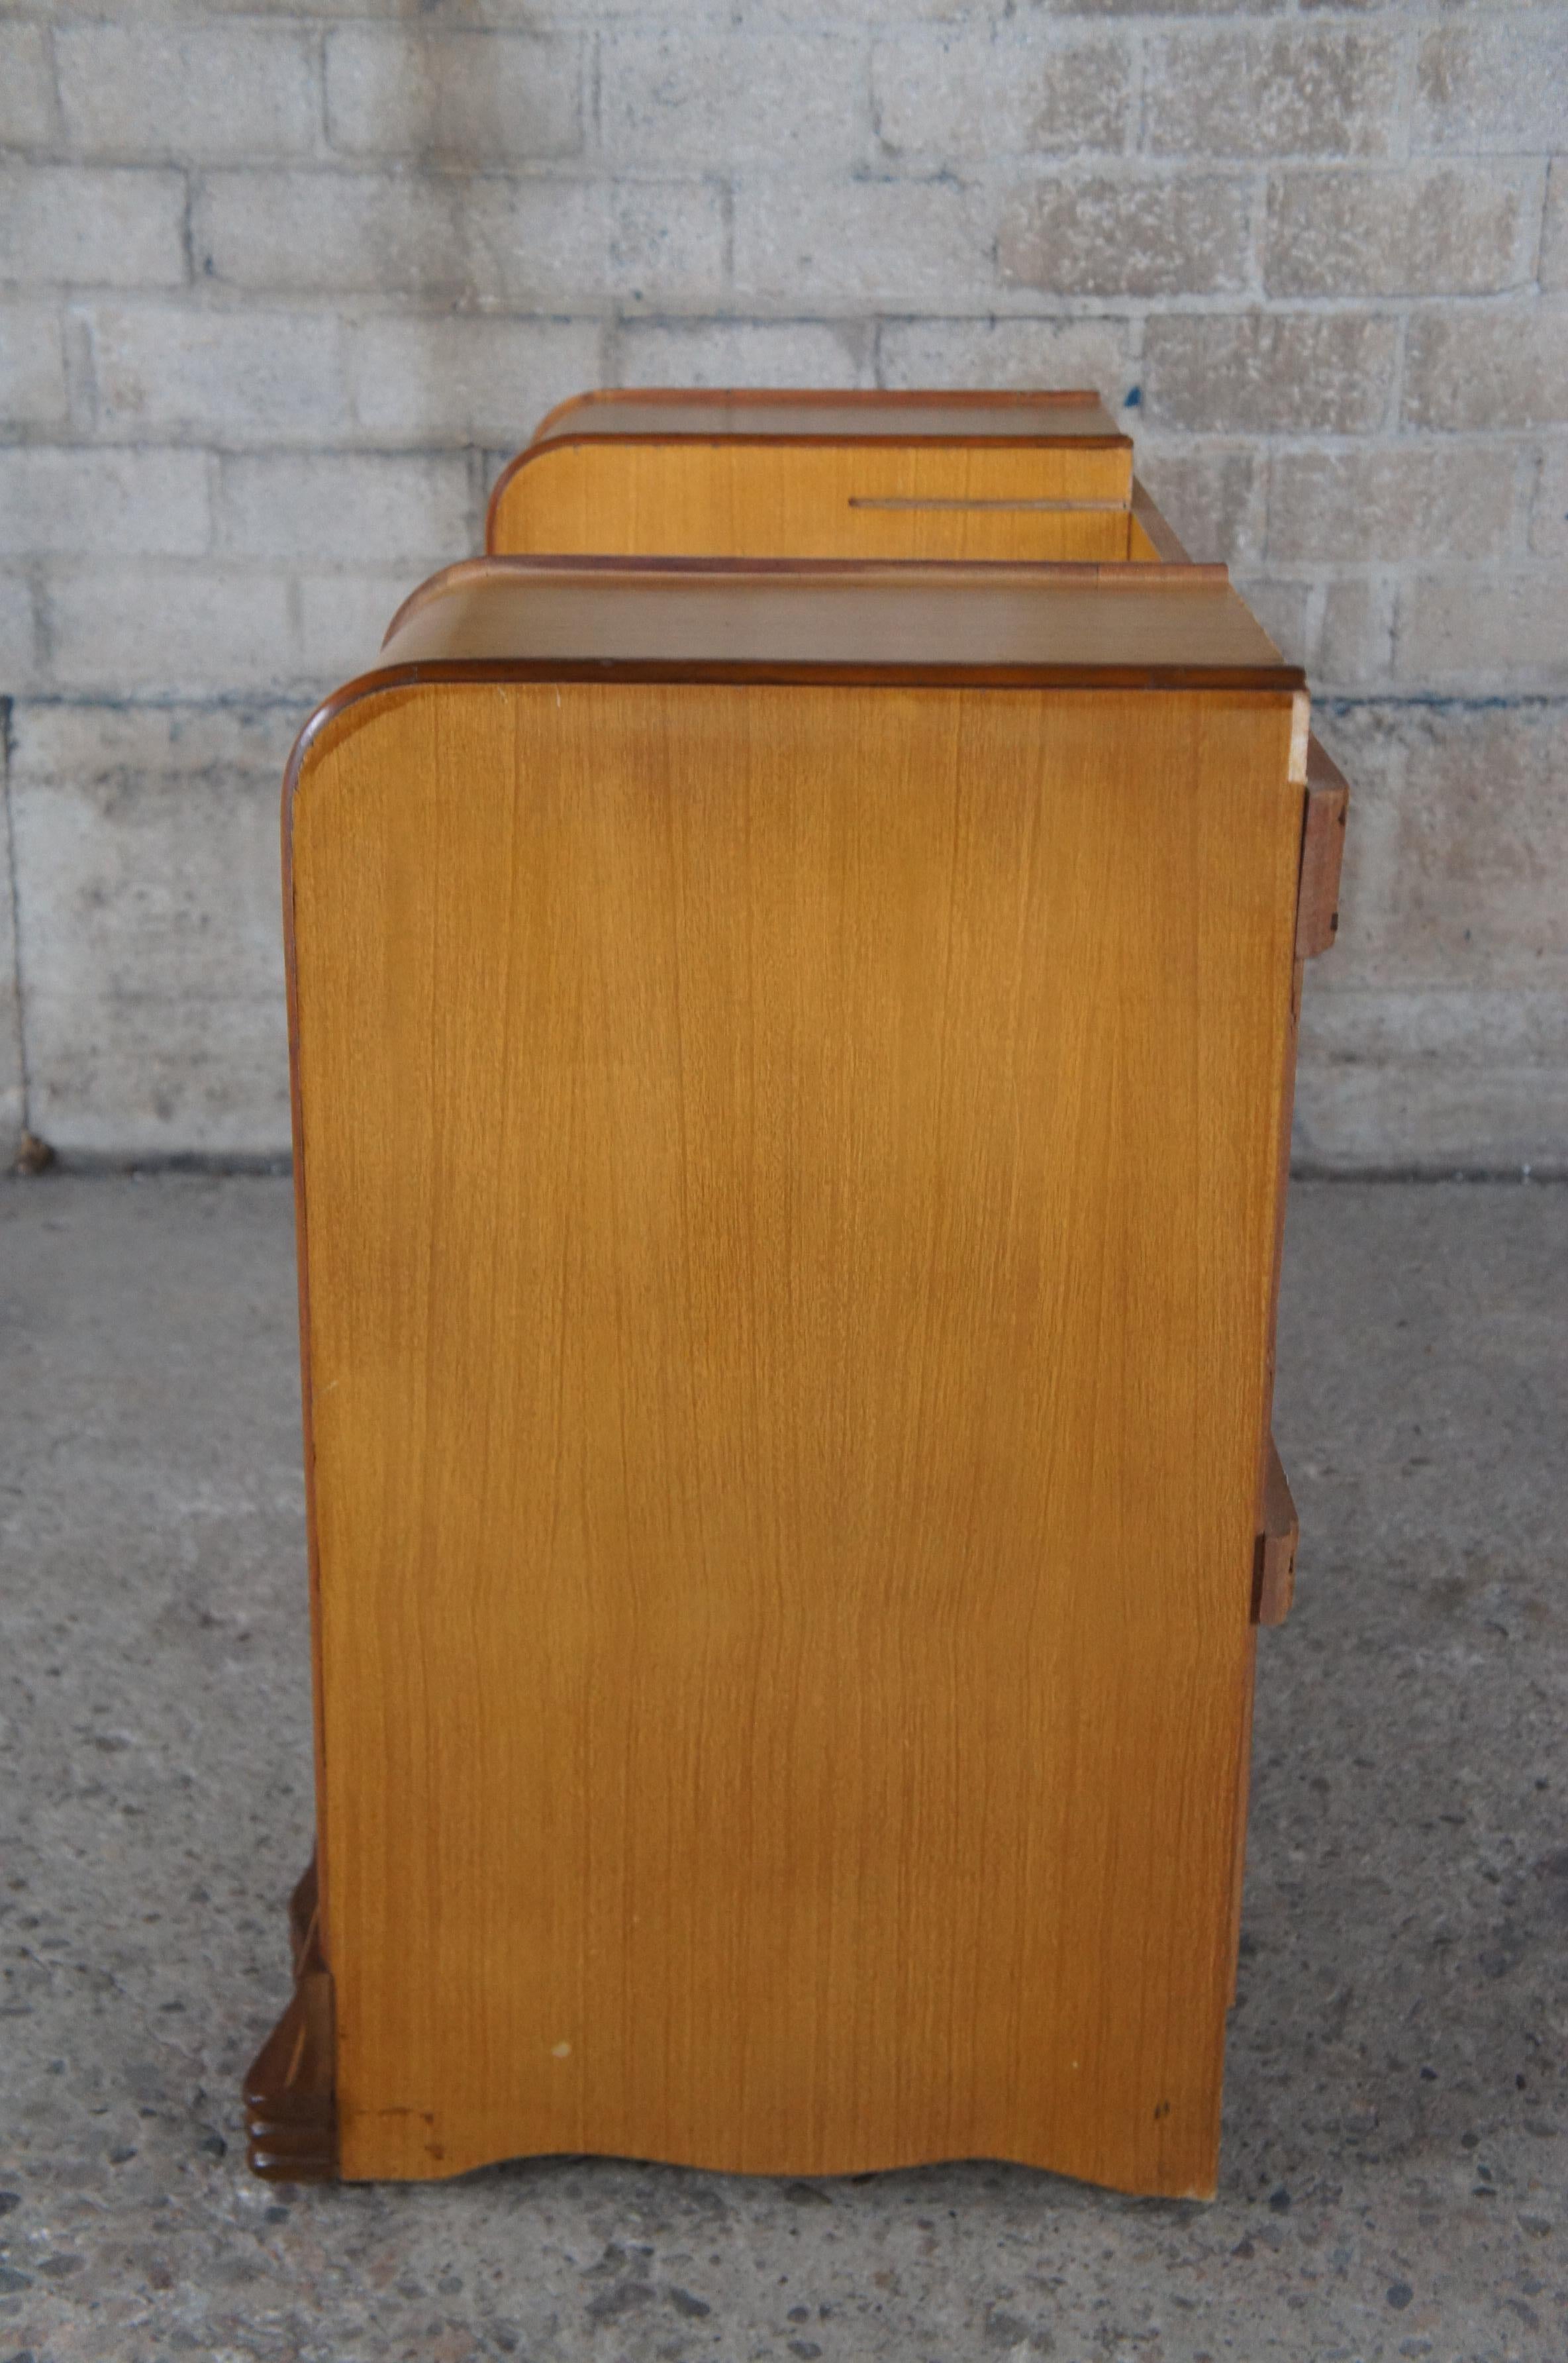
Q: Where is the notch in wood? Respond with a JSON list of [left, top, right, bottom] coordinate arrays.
[[1297, 738, 1349, 960], [1253, 1438, 1299, 1627]]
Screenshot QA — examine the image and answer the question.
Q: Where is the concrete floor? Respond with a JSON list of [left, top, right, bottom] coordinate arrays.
[[0, 1176, 1563, 2363]]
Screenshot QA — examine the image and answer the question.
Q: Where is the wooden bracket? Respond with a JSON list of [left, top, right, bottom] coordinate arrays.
[[1297, 738, 1349, 959], [1253, 1438, 1299, 1627], [243, 1855, 338, 2182]]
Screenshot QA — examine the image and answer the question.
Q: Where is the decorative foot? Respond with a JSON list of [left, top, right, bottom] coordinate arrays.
[[244, 1855, 338, 2182]]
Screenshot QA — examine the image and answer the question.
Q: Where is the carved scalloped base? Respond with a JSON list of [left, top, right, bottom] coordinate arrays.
[[243, 1857, 338, 2182]]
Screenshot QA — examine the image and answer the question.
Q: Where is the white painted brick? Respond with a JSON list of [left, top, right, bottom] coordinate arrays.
[[1543, 159, 1567, 294], [1269, 447, 1516, 565], [1135, 442, 1265, 564], [873, 26, 1130, 160], [1315, 578, 1391, 694], [466, 178, 726, 305], [587, 181, 727, 303], [1148, 26, 1401, 160], [0, 305, 70, 432], [0, 948, 21, 1166], [195, 170, 465, 297], [197, 172, 726, 304], [89, 307, 350, 444], [768, 0, 983, 21], [1145, 313, 1398, 434], [1414, 14, 1568, 156], [999, 174, 1250, 297], [0, 569, 39, 691], [0, 448, 211, 558], [1404, 313, 1568, 432], [1529, 444, 1568, 560], [43, 562, 296, 697], [56, 25, 320, 164], [297, 568, 431, 685], [326, 29, 581, 163], [1265, 166, 1534, 299], [616, 317, 873, 390], [0, 23, 58, 151], [734, 177, 993, 307], [1395, 573, 1568, 693], [218, 453, 472, 566], [1234, 575, 1311, 668], [9, 701, 295, 1158], [348, 313, 602, 446], [1040, 0, 1285, 13], [1306, 701, 1568, 999], [878, 315, 1129, 407], [0, 166, 187, 291], [0, 703, 22, 1152], [600, 28, 866, 170], [1295, 989, 1568, 1172]]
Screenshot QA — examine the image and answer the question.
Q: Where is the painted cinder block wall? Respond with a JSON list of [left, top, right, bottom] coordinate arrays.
[[1, 1, 1564, 1171]]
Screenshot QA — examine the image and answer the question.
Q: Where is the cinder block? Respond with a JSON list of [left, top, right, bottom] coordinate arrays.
[[1543, 160, 1567, 293], [1529, 445, 1568, 560], [218, 452, 473, 566], [615, 317, 873, 389], [589, 181, 727, 304], [297, 568, 431, 685], [873, 27, 1130, 160], [56, 24, 320, 162], [348, 314, 602, 446], [1232, 575, 1310, 668], [1145, 312, 1396, 433], [769, 0, 996, 19], [878, 315, 1128, 405], [1036, 0, 1286, 13], [1414, 15, 1568, 155], [1295, 987, 1568, 1172], [0, 23, 58, 150], [0, 708, 21, 1158], [0, 449, 211, 559], [89, 305, 351, 444], [1268, 447, 1516, 564], [0, 570, 38, 691], [195, 170, 465, 296], [326, 28, 581, 163], [0, 166, 187, 290], [734, 177, 992, 306], [1315, 578, 1391, 693], [1292, 697, 1568, 1165], [1394, 574, 1568, 694], [42, 562, 296, 697], [1404, 313, 1568, 432], [0, 304, 70, 432], [8, 701, 295, 1158], [1308, 699, 1568, 999], [601, 28, 867, 170], [1148, 26, 1400, 158], [1265, 165, 1532, 298], [197, 172, 726, 303], [1134, 442, 1265, 564], [999, 174, 1250, 297]]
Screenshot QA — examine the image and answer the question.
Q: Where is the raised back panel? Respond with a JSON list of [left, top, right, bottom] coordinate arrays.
[[488, 440, 1136, 560], [528, 389, 1124, 444], [289, 670, 1302, 2197]]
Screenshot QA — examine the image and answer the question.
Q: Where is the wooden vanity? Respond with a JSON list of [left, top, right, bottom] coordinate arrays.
[[246, 395, 1347, 2203]]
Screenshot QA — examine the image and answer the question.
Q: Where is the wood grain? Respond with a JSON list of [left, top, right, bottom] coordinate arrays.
[[378, 555, 1291, 683], [287, 670, 1304, 2197], [488, 439, 1136, 561], [528, 387, 1125, 445], [1298, 737, 1351, 958]]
